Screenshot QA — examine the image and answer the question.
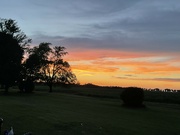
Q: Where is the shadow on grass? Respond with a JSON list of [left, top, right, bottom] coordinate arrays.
[[121, 104, 147, 109], [0, 90, 35, 97]]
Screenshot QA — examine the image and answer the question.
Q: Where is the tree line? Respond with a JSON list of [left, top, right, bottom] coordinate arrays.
[[0, 18, 77, 93]]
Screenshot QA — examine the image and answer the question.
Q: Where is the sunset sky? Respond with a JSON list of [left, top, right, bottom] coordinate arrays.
[[1, 0, 180, 89]]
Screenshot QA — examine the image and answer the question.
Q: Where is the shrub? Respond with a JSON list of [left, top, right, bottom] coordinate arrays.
[[18, 79, 34, 93], [18, 81, 25, 92], [120, 87, 145, 107], [24, 79, 35, 93]]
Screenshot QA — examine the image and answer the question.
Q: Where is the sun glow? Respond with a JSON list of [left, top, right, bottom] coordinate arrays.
[[65, 49, 180, 90]]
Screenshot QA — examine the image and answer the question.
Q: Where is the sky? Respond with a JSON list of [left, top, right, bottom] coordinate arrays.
[[0, 0, 180, 89]]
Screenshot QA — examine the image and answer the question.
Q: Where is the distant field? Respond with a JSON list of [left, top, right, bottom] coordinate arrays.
[[36, 85, 180, 104], [0, 88, 180, 135]]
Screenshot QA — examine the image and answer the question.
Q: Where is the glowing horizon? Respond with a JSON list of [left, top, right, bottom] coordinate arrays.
[[65, 49, 180, 90]]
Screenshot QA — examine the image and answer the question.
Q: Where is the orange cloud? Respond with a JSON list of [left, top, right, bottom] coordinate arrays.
[[134, 66, 180, 74], [65, 49, 156, 61], [72, 65, 119, 73], [65, 49, 180, 89]]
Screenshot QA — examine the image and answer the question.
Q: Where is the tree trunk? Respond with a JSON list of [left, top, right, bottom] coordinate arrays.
[[4, 85, 9, 94], [49, 83, 53, 93], [0, 84, 5, 89]]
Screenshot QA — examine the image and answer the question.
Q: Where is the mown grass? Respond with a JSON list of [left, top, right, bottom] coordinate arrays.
[[0, 88, 180, 135]]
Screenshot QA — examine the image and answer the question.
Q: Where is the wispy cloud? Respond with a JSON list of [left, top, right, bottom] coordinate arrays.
[[113, 76, 180, 82], [22, 0, 180, 53], [152, 78, 180, 82]]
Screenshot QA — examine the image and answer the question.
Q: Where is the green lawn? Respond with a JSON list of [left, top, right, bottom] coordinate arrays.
[[0, 90, 180, 135]]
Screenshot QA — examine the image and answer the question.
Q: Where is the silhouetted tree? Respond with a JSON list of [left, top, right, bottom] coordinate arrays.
[[0, 18, 31, 93], [0, 33, 23, 93], [25, 43, 77, 92], [19, 43, 51, 92], [22, 43, 51, 80], [0, 18, 31, 47]]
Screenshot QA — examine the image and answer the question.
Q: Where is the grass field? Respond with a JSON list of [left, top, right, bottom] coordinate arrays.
[[0, 88, 180, 135], [36, 85, 180, 104]]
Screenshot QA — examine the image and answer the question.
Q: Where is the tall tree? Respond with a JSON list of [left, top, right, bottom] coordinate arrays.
[[0, 18, 31, 48], [24, 43, 77, 92], [40, 45, 77, 92], [22, 43, 51, 81], [0, 33, 23, 93], [19, 43, 51, 92], [0, 18, 30, 93]]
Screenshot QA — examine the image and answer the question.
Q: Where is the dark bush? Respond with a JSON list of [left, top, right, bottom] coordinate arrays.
[[18, 79, 34, 93], [120, 87, 145, 107], [18, 81, 25, 92], [24, 79, 35, 93]]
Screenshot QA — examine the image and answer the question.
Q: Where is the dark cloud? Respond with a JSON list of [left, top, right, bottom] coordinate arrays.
[[125, 75, 137, 77], [15, 0, 180, 53], [30, 34, 65, 45], [85, 1, 180, 52], [31, 32, 180, 53], [29, 0, 141, 18], [152, 78, 180, 82], [113, 76, 180, 82], [75, 0, 141, 18]]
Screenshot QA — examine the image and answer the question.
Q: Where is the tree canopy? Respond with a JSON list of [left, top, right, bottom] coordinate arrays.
[[0, 18, 32, 93], [0, 32, 24, 92], [0, 18, 31, 48], [24, 43, 77, 92]]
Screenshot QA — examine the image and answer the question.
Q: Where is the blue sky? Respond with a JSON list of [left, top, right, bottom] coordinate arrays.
[[1, 0, 180, 88], [1, 0, 180, 52]]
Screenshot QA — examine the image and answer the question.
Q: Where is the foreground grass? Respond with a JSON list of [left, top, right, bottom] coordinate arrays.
[[0, 90, 180, 135]]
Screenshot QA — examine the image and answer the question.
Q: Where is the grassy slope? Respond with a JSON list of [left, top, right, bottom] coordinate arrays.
[[0, 90, 180, 135]]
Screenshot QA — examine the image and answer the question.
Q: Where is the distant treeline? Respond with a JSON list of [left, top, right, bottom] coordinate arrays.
[[33, 83, 180, 105]]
